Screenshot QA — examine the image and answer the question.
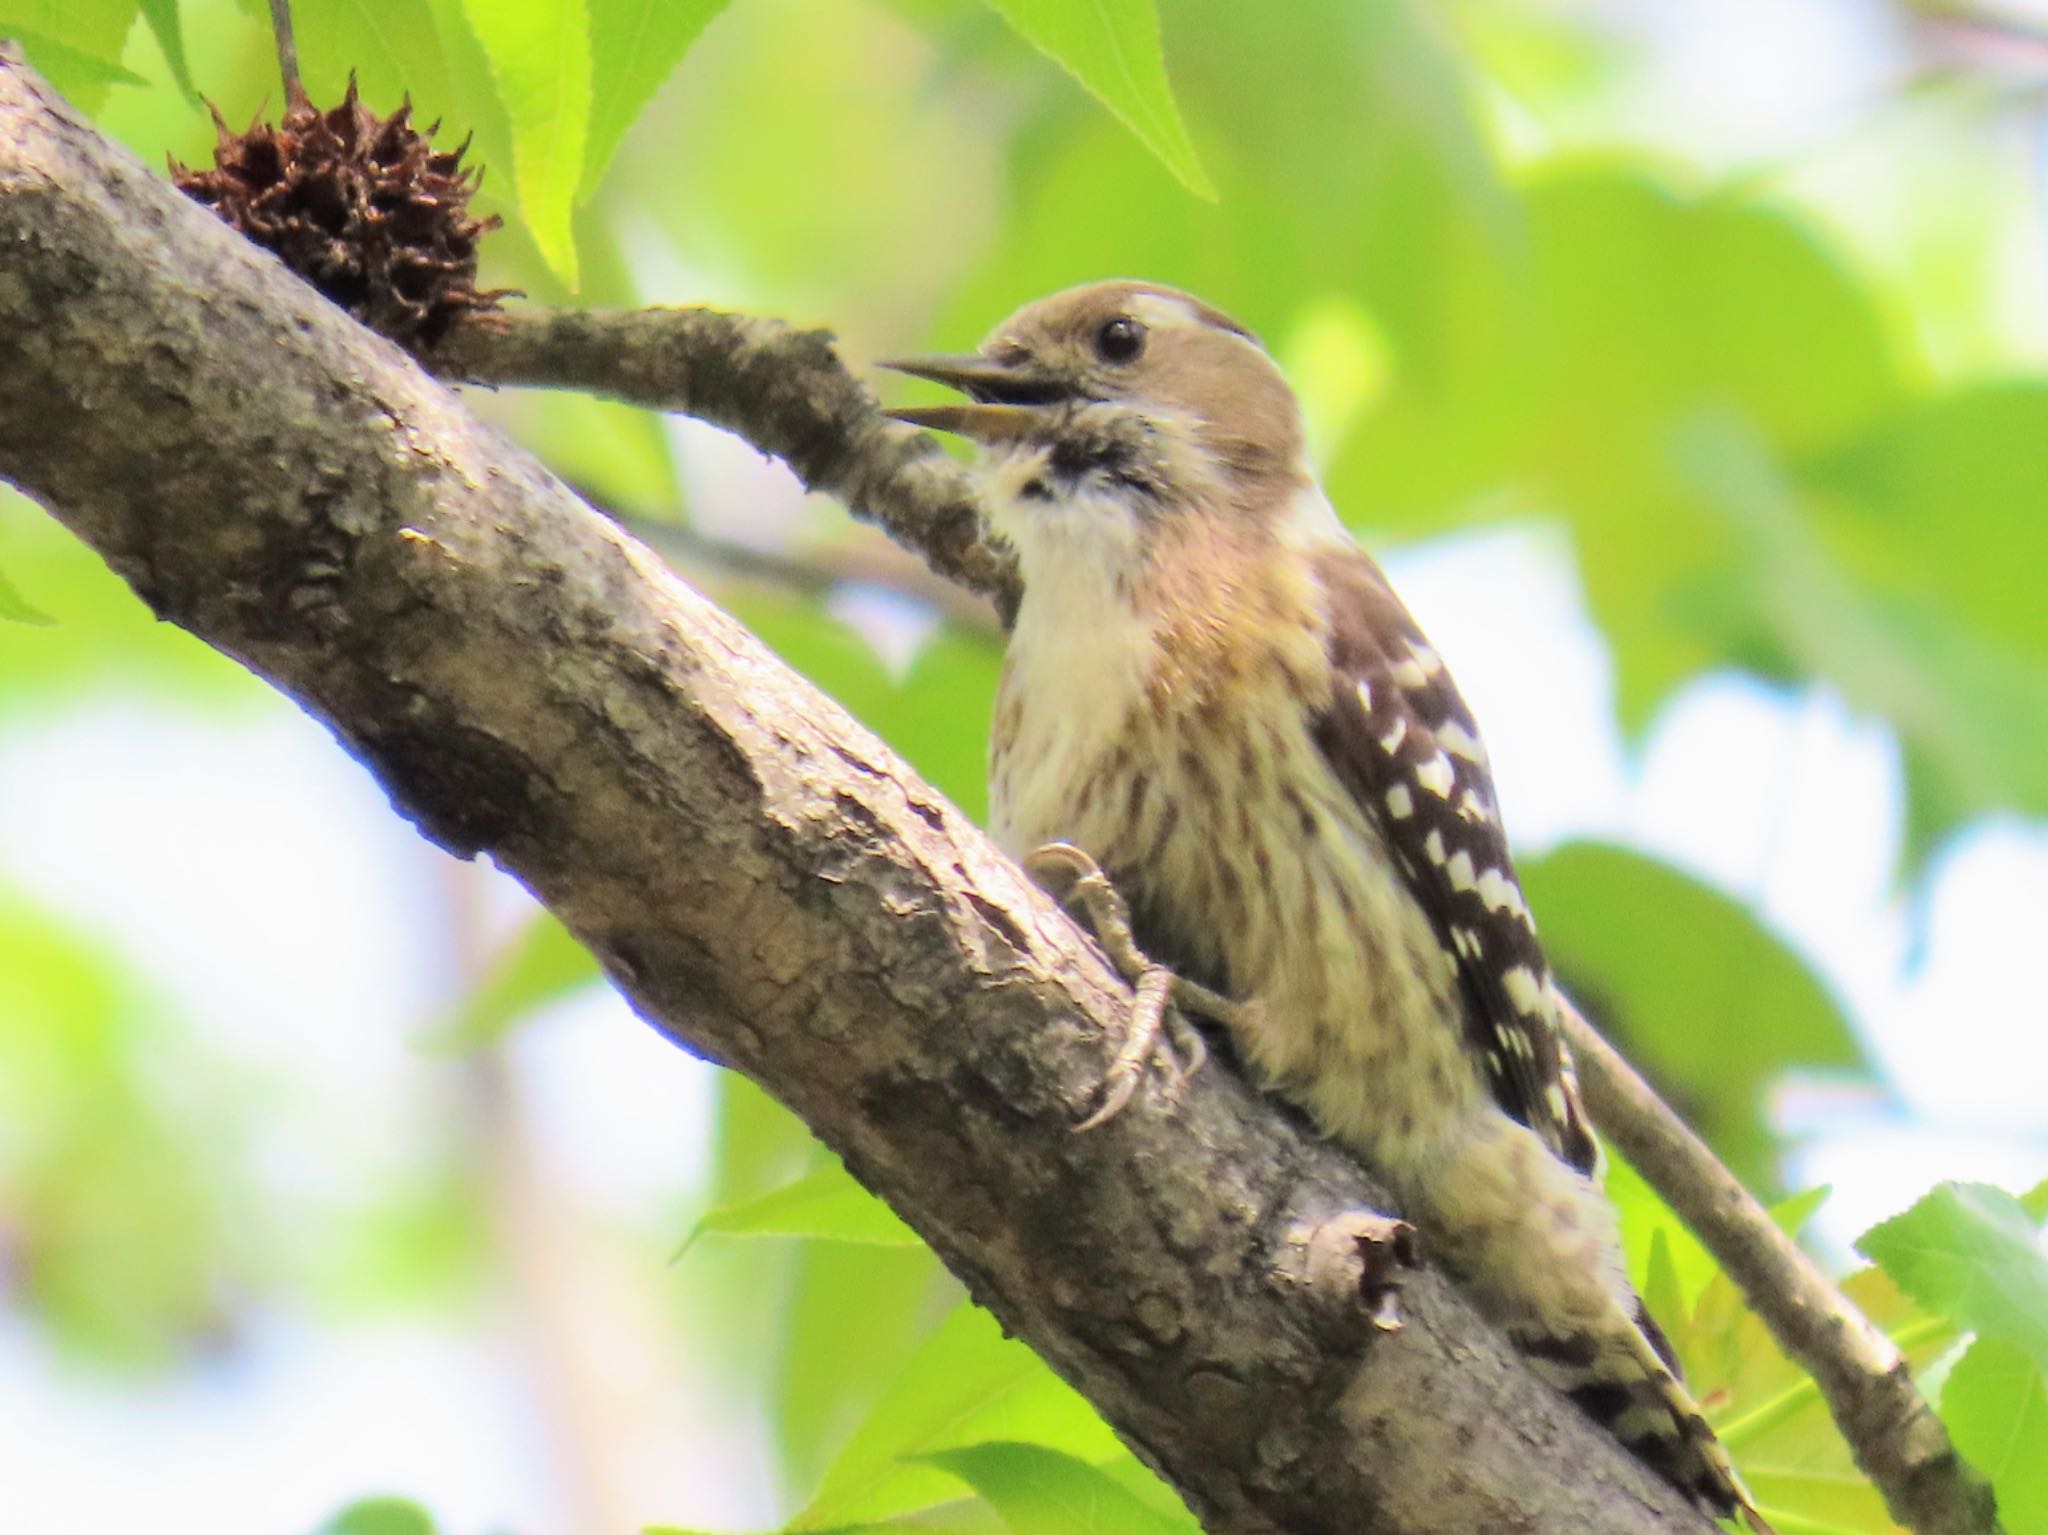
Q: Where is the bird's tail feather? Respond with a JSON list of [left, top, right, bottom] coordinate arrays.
[[1512, 1307, 1772, 1532]]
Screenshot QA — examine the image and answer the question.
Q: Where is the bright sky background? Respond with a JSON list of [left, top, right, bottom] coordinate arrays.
[[3, 3, 2047, 1534]]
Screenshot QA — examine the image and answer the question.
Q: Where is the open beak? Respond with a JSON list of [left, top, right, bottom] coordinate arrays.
[[878, 352, 1069, 444], [883, 401, 1044, 444]]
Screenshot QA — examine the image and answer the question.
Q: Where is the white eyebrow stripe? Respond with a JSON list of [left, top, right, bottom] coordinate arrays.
[[1130, 291, 1204, 329]]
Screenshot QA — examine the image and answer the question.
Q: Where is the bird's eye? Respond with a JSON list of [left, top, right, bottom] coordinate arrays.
[[1094, 316, 1146, 364]]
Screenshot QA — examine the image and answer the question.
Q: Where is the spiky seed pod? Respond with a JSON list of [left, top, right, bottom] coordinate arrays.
[[171, 78, 507, 349]]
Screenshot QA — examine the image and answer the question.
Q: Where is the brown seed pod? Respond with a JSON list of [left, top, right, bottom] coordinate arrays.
[[171, 78, 509, 349]]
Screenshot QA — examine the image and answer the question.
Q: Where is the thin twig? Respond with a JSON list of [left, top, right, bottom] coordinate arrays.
[[1559, 997, 1998, 1535], [438, 863, 635, 1535], [265, 0, 303, 104], [593, 501, 1003, 639]]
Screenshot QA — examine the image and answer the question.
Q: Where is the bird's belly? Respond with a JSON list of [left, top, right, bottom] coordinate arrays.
[[993, 692, 1485, 1172]]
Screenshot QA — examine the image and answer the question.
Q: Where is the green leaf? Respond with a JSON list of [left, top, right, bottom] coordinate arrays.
[[776, 1240, 950, 1492], [1710, 1265, 1955, 1451], [1857, 1182, 2048, 1375], [2022, 1181, 2048, 1224], [1941, 1340, 2048, 1535], [981, 0, 1214, 199], [681, 1162, 922, 1254], [1642, 1225, 1687, 1337], [1689, 1261, 1947, 1535], [1521, 841, 1865, 1188], [498, 394, 680, 515], [0, 893, 247, 1364], [790, 1301, 1122, 1530], [709, 1071, 818, 1205], [0, 489, 251, 707], [1609, 1153, 1718, 1320], [294, 0, 454, 120], [136, 0, 194, 98], [1773, 1186, 1833, 1240], [736, 593, 1000, 820], [935, 0, 1516, 400], [581, 0, 729, 196], [317, 1496, 440, 1535], [6, 24, 150, 89], [460, 0, 591, 285], [1090, 1454, 1207, 1525], [1740, 1499, 1895, 1535], [0, 0, 142, 97], [920, 1442, 1197, 1535], [0, 561, 53, 624], [428, 910, 598, 1049]]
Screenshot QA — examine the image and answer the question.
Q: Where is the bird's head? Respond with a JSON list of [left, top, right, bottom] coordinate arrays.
[[881, 281, 1308, 535]]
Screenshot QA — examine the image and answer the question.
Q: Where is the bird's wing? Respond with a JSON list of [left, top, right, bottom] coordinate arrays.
[[1307, 546, 1598, 1176]]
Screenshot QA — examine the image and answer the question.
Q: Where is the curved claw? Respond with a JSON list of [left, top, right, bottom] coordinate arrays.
[[1023, 840, 1095, 879], [1075, 966, 1173, 1132], [1025, 841, 1147, 981], [1025, 840, 1234, 1131]]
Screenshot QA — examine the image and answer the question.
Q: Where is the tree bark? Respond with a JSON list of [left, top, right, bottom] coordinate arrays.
[[0, 48, 1739, 1534]]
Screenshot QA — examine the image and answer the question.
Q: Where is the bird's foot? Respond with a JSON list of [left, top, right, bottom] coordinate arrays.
[[1024, 841, 1242, 1130]]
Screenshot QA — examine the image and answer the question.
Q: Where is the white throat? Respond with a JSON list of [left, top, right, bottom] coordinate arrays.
[[983, 447, 1165, 853]]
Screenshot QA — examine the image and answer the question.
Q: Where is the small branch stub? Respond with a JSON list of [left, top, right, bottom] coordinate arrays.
[[1280, 1209, 1423, 1337], [1358, 1214, 1422, 1333]]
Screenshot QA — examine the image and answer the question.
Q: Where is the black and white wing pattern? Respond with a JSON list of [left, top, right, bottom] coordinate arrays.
[[1307, 547, 1599, 1176]]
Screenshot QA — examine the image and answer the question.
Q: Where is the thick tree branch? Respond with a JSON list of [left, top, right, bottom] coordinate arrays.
[[0, 51, 1717, 1535]]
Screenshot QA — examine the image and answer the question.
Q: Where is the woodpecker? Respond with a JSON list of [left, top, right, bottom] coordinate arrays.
[[884, 279, 1766, 1528]]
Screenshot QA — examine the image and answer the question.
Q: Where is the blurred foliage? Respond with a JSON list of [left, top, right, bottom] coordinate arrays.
[[0, 892, 245, 1364], [736, 591, 1000, 820], [0, 486, 253, 708], [317, 1497, 442, 1535], [1522, 841, 1864, 1193], [430, 909, 599, 1051], [0, 0, 2044, 1532]]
